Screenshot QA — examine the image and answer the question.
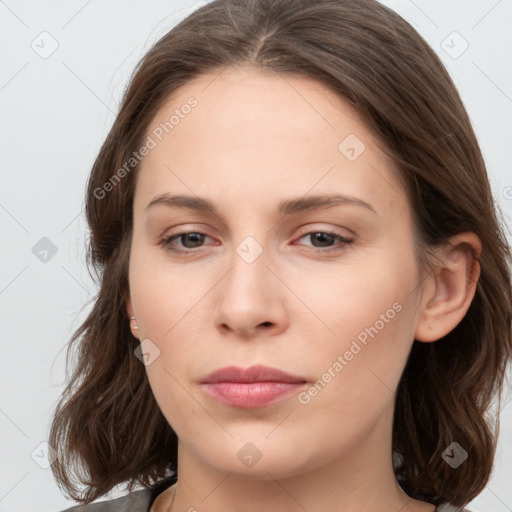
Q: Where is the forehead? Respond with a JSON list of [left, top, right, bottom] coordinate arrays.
[[134, 65, 409, 219]]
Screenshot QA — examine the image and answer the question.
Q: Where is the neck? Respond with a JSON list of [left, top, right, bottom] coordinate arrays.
[[167, 409, 435, 512]]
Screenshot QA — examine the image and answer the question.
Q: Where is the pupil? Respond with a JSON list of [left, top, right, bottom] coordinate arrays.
[[313, 232, 333, 247], [184, 233, 203, 247]]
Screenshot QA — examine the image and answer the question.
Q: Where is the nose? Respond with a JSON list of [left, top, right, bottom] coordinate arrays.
[[213, 242, 289, 340]]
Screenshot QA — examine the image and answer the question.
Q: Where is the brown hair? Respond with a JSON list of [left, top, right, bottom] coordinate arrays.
[[49, 0, 512, 507]]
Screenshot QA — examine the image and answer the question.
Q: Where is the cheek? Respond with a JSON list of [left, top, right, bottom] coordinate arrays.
[[128, 241, 217, 340], [296, 252, 417, 343], [287, 279, 417, 461], [127, 248, 219, 421], [291, 251, 419, 398]]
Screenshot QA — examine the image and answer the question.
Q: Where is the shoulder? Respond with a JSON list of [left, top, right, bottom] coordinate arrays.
[[60, 487, 151, 512], [436, 504, 473, 512], [59, 476, 176, 512]]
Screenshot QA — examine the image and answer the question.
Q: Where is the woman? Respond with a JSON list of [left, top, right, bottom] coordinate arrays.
[[50, 0, 512, 511]]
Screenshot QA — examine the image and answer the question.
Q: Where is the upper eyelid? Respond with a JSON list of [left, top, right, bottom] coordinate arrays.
[[295, 224, 354, 238], [162, 225, 353, 240], [160, 221, 354, 237]]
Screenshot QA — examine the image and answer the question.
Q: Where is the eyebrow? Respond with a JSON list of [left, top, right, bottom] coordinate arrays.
[[145, 193, 377, 217]]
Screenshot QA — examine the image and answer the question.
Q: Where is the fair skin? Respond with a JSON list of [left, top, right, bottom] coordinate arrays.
[[126, 65, 480, 512]]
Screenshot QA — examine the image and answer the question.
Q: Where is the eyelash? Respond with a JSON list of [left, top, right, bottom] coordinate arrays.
[[159, 230, 354, 255]]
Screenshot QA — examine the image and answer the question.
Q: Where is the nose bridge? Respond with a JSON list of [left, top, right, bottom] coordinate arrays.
[[226, 233, 270, 298], [226, 211, 271, 278], [213, 229, 287, 336]]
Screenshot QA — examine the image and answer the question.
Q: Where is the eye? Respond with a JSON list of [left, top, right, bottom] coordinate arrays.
[[159, 231, 213, 254], [294, 231, 354, 253], [159, 229, 354, 255]]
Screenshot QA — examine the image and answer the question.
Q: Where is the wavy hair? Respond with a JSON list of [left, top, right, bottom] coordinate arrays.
[[49, 0, 512, 506]]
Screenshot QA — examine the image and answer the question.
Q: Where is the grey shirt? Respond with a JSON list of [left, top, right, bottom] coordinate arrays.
[[61, 479, 471, 512], [61, 476, 176, 512]]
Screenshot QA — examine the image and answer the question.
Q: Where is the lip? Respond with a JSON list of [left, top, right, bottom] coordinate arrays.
[[201, 364, 307, 384], [200, 365, 308, 408]]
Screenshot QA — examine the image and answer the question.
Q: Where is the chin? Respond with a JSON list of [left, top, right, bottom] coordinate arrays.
[[188, 433, 323, 481]]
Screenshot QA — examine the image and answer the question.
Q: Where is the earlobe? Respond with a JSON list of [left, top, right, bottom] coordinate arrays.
[[126, 295, 140, 339], [415, 232, 481, 343]]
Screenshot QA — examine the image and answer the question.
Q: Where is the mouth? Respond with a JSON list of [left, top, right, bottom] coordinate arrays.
[[200, 364, 308, 408]]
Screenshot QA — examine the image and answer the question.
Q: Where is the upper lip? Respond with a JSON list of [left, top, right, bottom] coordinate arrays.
[[201, 364, 308, 384]]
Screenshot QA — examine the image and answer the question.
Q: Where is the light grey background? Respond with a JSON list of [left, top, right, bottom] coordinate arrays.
[[1, 1, 511, 511]]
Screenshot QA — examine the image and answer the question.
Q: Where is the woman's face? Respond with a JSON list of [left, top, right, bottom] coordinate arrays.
[[127, 65, 427, 480]]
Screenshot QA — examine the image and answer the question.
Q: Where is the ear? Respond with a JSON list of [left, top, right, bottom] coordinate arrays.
[[415, 232, 481, 342], [126, 294, 134, 317], [126, 294, 140, 340]]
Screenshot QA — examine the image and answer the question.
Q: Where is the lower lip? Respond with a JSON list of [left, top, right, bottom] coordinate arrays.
[[201, 381, 307, 408]]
